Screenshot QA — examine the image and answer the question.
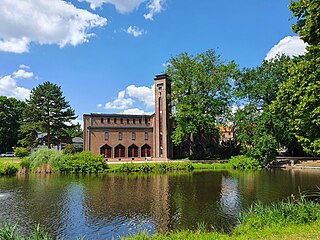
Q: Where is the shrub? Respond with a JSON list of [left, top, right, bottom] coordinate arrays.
[[28, 148, 63, 172], [63, 144, 76, 154], [58, 151, 109, 173], [0, 163, 19, 175], [14, 147, 30, 158], [229, 155, 262, 170]]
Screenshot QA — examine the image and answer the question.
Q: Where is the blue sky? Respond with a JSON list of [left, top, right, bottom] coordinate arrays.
[[0, 0, 307, 125]]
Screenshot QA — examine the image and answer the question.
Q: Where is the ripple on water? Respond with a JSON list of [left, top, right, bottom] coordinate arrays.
[[0, 193, 10, 199]]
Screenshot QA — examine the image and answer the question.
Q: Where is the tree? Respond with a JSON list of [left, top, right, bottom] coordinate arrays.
[[233, 55, 299, 160], [271, 0, 320, 155], [20, 82, 77, 148], [0, 96, 26, 153], [166, 49, 238, 157]]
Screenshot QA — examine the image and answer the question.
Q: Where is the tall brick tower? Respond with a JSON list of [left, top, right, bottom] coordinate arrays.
[[153, 74, 173, 160]]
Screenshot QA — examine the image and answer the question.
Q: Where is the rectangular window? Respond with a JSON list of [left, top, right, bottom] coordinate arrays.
[[127, 119, 129, 124], [105, 132, 109, 140], [145, 119, 148, 124], [133, 119, 136, 124], [132, 132, 136, 140], [101, 118, 104, 124], [107, 118, 110, 124], [120, 118, 123, 124], [114, 118, 117, 124], [118, 132, 122, 140], [139, 119, 142, 124], [145, 132, 148, 140]]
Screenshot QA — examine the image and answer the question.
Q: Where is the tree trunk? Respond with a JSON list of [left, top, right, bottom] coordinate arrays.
[[189, 132, 194, 156]]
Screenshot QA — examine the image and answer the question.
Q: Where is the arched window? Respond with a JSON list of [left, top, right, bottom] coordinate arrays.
[[100, 144, 112, 158], [115, 144, 125, 158], [128, 144, 138, 158], [141, 144, 151, 157]]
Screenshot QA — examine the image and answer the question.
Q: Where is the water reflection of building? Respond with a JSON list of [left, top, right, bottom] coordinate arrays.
[[83, 174, 171, 233]]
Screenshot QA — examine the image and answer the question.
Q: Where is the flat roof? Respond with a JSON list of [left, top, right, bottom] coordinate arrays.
[[83, 113, 155, 118]]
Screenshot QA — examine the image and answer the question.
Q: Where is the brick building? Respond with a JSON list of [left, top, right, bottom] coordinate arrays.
[[83, 74, 173, 161]]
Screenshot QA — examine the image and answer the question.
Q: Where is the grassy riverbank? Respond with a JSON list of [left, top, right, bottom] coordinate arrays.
[[126, 196, 320, 239], [0, 149, 232, 176]]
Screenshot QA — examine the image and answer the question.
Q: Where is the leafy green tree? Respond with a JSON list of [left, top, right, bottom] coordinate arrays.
[[0, 96, 26, 153], [20, 82, 77, 148], [166, 49, 238, 156], [233, 55, 296, 160], [271, 0, 320, 155]]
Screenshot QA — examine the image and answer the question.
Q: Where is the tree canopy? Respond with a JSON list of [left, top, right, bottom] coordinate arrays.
[[166, 49, 238, 157], [0, 96, 26, 153], [270, 0, 320, 155], [20, 82, 77, 148]]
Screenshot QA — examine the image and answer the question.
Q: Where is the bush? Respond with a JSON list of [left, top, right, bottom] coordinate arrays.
[[63, 144, 76, 154], [0, 163, 19, 175], [14, 147, 30, 158], [229, 155, 262, 170], [58, 151, 109, 173], [28, 148, 63, 172]]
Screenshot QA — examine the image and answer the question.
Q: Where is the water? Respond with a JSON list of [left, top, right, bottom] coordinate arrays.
[[1, 169, 320, 239]]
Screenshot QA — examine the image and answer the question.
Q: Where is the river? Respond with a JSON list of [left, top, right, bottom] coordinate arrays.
[[1, 169, 320, 239]]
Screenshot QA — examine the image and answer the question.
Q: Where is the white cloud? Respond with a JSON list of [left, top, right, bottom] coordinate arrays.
[[12, 69, 34, 79], [126, 84, 154, 107], [71, 119, 84, 129], [0, 75, 31, 101], [102, 84, 154, 113], [19, 64, 30, 69], [126, 26, 145, 37], [265, 36, 308, 60], [97, 103, 103, 108], [121, 108, 153, 115], [105, 90, 134, 109], [80, 0, 165, 19], [0, 0, 107, 53], [144, 0, 165, 20], [80, 0, 145, 12], [162, 62, 169, 68]]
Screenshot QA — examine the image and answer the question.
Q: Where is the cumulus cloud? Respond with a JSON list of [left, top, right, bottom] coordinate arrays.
[[81, 0, 165, 19], [12, 69, 34, 79], [121, 108, 153, 115], [265, 36, 308, 60], [71, 119, 84, 129], [126, 26, 145, 37], [126, 84, 154, 107], [144, 0, 165, 21], [0, 0, 107, 53], [80, 0, 145, 12], [105, 90, 134, 109], [0, 75, 31, 101], [19, 64, 30, 69], [103, 84, 154, 113]]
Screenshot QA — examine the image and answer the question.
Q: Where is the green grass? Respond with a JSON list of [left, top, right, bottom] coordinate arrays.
[[125, 196, 320, 240], [191, 163, 232, 170]]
